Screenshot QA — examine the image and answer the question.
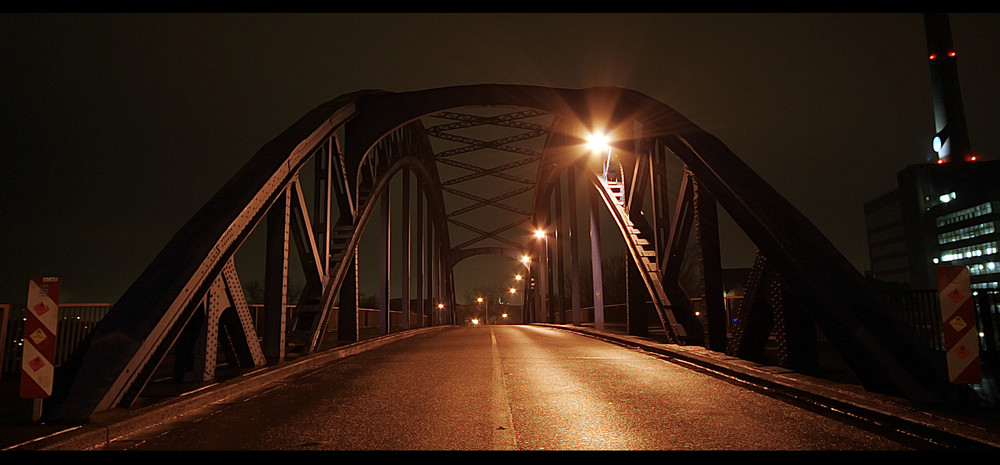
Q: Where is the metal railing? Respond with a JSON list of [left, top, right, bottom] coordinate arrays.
[[1, 303, 112, 379], [1, 303, 398, 380], [4, 291, 998, 380], [556, 291, 1000, 363]]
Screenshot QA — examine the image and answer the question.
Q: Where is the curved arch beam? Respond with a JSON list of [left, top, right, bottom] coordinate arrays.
[[446, 246, 528, 270], [48, 92, 375, 422], [50, 85, 954, 423]]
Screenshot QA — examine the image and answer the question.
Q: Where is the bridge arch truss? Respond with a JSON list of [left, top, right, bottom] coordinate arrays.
[[49, 85, 956, 422]]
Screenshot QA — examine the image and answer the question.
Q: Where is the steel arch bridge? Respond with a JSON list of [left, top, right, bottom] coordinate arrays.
[[48, 84, 957, 422]]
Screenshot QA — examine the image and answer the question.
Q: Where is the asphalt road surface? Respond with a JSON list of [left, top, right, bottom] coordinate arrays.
[[99, 325, 919, 451]]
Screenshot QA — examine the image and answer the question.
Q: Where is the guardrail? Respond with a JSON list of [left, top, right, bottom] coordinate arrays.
[[3, 291, 997, 380], [1, 304, 395, 380], [1, 303, 112, 380]]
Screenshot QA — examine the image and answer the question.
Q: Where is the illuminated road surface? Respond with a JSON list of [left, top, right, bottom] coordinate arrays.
[[104, 325, 918, 450]]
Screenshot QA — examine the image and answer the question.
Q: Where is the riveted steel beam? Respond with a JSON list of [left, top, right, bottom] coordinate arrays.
[[49, 85, 960, 424]]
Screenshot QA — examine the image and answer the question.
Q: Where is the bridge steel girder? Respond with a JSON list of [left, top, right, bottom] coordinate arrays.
[[50, 85, 958, 423], [48, 92, 452, 423]]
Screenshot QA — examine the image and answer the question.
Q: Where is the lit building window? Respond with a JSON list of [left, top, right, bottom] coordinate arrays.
[[936, 202, 993, 227], [969, 262, 1000, 276], [939, 241, 999, 262], [938, 221, 996, 245]]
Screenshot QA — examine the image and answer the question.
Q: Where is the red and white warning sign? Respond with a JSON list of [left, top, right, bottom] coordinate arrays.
[[20, 277, 60, 398], [936, 266, 981, 384]]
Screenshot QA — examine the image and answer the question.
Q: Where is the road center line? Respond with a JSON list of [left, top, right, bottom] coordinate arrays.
[[490, 328, 518, 450]]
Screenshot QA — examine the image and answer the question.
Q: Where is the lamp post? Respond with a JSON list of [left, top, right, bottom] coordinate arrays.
[[513, 274, 522, 306], [518, 256, 531, 323], [534, 228, 549, 322]]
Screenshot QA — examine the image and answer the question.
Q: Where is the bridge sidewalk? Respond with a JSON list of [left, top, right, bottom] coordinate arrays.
[[2, 324, 999, 450]]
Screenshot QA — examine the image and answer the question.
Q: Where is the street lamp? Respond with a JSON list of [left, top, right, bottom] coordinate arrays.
[[587, 132, 613, 180], [477, 296, 487, 325], [534, 228, 550, 322]]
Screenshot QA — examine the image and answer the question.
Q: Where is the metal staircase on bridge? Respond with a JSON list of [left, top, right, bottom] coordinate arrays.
[[284, 186, 373, 354], [596, 176, 689, 344]]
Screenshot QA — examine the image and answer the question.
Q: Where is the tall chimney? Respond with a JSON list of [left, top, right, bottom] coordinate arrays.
[[924, 13, 972, 163]]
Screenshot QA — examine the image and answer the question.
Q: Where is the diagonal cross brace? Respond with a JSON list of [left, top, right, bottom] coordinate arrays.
[[444, 185, 534, 217], [438, 156, 537, 186], [449, 216, 529, 250]]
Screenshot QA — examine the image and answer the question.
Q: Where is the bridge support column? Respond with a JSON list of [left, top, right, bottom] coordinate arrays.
[[568, 163, 582, 326], [379, 184, 391, 334], [401, 168, 411, 330], [693, 179, 727, 351], [554, 176, 566, 324], [338, 247, 359, 342], [589, 186, 605, 331], [536, 214, 549, 323], [264, 188, 290, 365], [416, 182, 425, 327], [430, 228, 439, 325]]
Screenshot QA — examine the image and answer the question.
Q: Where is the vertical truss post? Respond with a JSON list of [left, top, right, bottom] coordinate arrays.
[[315, 143, 332, 275], [264, 188, 290, 365], [589, 186, 606, 331], [401, 167, 411, 330], [379, 184, 391, 334], [428, 221, 436, 324], [649, 142, 671, 259], [416, 182, 425, 327], [536, 212, 549, 323], [554, 174, 566, 324], [626, 252, 650, 336], [658, 170, 703, 345], [693, 178, 727, 351], [626, 139, 650, 221], [337, 247, 359, 342], [568, 163, 582, 326], [445, 255, 456, 324]]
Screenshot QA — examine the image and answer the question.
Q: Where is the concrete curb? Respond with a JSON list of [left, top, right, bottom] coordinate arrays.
[[539, 323, 1000, 450], [11, 326, 447, 451]]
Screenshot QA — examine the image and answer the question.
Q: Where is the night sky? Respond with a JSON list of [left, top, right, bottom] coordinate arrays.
[[1, 13, 999, 305]]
